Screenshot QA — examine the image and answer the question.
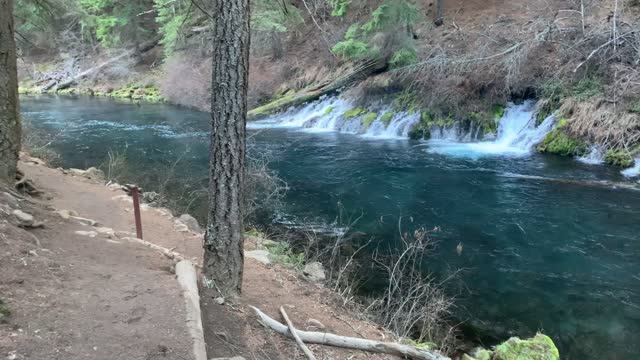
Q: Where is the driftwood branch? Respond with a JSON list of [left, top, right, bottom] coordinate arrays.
[[251, 306, 450, 360], [279, 307, 317, 360]]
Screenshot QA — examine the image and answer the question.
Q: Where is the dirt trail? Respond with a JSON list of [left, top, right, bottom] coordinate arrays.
[[2, 160, 398, 360], [1, 161, 198, 360]]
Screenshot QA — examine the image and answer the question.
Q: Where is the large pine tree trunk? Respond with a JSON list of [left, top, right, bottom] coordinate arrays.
[[0, 0, 20, 183], [203, 0, 250, 296]]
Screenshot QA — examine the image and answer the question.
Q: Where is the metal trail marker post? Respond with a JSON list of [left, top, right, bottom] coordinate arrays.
[[131, 186, 143, 239]]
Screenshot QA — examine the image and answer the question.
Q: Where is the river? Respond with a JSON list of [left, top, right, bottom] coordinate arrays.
[[21, 94, 640, 359]]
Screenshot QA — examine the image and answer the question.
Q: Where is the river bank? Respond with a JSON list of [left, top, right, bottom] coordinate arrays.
[[19, 94, 640, 359]]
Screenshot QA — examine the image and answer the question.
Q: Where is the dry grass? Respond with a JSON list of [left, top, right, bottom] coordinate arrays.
[[560, 97, 640, 150]]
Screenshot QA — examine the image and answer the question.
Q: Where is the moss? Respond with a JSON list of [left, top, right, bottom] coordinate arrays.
[[604, 150, 634, 167], [380, 112, 394, 127], [493, 333, 559, 360], [343, 106, 367, 119], [323, 105, 335, 115], [471, 348, 492, 360], [0, 298, 9, 323], [492, 104, 506, 120], [537, 126, 586, 156], [249, 91, 321, 120], [362, 112, 378, 129]]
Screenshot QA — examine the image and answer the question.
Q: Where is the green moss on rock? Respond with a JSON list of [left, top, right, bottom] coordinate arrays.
[[493, 333, 559, 360], [323, 105, 335, 115], [343, 106, 367, 119], [604, 150, 634, 167], [537, 119, 586, 156], [492, 104, 505, 120], [380, 112, 394, 127], [362, 112, 378, 129]]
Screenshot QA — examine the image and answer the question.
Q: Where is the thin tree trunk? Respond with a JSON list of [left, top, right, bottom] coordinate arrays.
[[0, 0, 20, 183], [434, 0, 444, 26], [203, 0, 250, 296]]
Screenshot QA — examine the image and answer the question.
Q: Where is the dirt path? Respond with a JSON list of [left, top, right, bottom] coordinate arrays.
[[2, 160, 399, 360], [1, 161, 198, 360]]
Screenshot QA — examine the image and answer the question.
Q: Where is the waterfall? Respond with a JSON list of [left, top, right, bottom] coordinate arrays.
[[621, 158, 640, 178], [247, 96, 419, 139], [578, 145, 605, 165], [428, 101, 556, 157]]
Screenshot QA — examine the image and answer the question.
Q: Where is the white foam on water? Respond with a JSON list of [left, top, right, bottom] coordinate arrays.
[[247, 96, 419, 139], [621, 158, 640, 177], [578, 145, 605, 165], [427, 101, 556, 158]]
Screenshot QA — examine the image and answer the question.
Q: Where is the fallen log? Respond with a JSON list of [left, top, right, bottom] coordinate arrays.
[[279, 307, 317, 360], [251, 306, 450, 360], [45, 38, 160, 91], [247, 59, 384, 120]]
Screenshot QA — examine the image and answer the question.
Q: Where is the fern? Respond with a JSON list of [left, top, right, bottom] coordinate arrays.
[[328, 0, 350, 17], [389, 47, 417, 69], [331, 39, 372, 60]]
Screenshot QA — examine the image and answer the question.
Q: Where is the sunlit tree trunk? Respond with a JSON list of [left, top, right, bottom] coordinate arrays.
[[203, 0, 250, 296], [0, 0, 20, 184]]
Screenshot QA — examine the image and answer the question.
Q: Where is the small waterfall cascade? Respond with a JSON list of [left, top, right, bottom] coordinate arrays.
[[247, 96, 419, 138], [428, 101, 556, 157], [621, 158, 640, 178], [578, 145, 605, 165]]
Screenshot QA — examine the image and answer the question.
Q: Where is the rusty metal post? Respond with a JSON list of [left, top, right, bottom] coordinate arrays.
[[131, 186, 143, 239]]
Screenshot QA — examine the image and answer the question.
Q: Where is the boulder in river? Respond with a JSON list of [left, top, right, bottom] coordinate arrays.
[[464, 333, 559, 360]]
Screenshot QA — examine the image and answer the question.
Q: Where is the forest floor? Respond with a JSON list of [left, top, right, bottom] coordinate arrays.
[[0, 156, 395, 360]]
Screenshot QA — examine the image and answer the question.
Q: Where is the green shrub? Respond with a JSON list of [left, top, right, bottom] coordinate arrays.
[[604, 150, 634, 167], [328, 0, 350, 17], [629, 99, 640, 113], [343, 107, 367, 119], [572, 77, 603, 100], [331, 39, 373, 60], [389, 47, 418, 69], [362, 112, 378, 129], [267, 242, 305, 270], [393, 90, 419, 113]]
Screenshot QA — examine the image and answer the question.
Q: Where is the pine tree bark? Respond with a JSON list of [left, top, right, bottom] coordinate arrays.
[[0, 0, 20, 183], [203, 0, 250, 296]]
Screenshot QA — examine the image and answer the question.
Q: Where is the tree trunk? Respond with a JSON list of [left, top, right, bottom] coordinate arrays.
[[434, 0, 444, 26], [0, 0, 20, 184], [203, 0, 250, 297]]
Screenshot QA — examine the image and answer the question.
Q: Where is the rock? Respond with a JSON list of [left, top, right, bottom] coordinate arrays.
[[13, 210, 42, 228], [245, 250, 271, 265], [27, 156, 46, 166], [142, 191, 160, 204], [75, 230, 98, 238], [493, 333, 559, 360], [465, 348, 492, 360], [68, 167, 105, 181], [178, 214, 201, 233], [173, 220, 189, 233], [214, 297, 225, 305], [303, 262, 326, 282], [56, 209, 79, 220], [306, 318, 326, 330], [108, 182, 124, 191], [95, 227, 115, 236], [71, 216, 100, 227], [84, 167, 105, 181], [0, 191, 18, 207]]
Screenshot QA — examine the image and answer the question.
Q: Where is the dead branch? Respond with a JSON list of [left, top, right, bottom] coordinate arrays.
[[279, 307, 317, 360], [251, 306, 450, 360]]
